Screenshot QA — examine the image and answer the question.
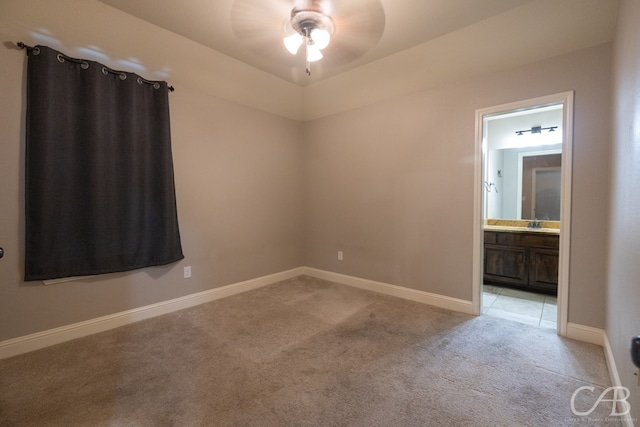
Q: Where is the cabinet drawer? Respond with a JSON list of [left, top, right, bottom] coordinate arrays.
[[485, 231, 559, 249], [484, 231, 497, 244]]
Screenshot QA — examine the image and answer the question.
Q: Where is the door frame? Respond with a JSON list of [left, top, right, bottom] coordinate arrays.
[[471, 91, 574, 337]]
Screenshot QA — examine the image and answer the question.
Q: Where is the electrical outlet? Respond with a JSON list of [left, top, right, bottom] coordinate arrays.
[[184, 266, 191, 278], [338, 251, 343, 261]]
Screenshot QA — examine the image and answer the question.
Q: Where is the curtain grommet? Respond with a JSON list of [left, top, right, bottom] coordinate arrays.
[[58, 53, 89, 69], [137, 77, 161, 89], [103, 67, 126, 80]]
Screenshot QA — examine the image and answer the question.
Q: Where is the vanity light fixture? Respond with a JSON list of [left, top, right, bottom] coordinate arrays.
[[283, 3, 335, 76], [515, 125, 558, 136]]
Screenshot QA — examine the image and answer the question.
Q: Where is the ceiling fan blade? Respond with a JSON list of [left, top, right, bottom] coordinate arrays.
[[324, 0, 386, 64], [230, 0, 290, 48]]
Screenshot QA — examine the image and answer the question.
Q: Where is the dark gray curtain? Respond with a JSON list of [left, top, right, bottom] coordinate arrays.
[[25, 45, 184, 281]]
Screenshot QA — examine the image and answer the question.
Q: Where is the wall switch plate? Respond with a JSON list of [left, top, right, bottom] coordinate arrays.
[[184, 266, 191, 278], [337, 251, 343, 261]]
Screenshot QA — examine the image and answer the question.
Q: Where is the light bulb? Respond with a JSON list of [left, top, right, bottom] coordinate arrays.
[[310, 29, 330, 49], [306, 44, 323, 62], [284, 33, 303, 55]]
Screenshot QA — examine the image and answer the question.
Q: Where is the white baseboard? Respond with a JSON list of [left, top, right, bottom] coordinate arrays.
[[603, 333, 635, 427], [0, 267, 305, 360], [565, 322, 605, 346], [303, 267, 474, 315], [604, 333, 623, 388]]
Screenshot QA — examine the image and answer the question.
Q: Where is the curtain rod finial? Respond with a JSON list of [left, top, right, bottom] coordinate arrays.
[[16, 41, 38, 54]]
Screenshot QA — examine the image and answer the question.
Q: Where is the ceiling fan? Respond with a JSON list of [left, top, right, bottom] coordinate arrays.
[[230, 0, 385, 76]]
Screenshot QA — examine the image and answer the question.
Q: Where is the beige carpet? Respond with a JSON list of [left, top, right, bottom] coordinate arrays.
[[0, 276, 623, 426]]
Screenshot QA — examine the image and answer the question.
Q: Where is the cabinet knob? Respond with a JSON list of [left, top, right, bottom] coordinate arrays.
[[0, 247, 3, 258]]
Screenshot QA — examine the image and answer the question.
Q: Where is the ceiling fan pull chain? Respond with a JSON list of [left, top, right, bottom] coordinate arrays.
[[305, 30, 312, 75]]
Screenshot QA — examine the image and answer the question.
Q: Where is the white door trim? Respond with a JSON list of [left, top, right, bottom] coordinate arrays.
[[472, 91, 574, 337]]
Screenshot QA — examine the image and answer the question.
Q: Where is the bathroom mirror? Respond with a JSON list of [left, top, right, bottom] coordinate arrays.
[[483, 105, 563, 221]]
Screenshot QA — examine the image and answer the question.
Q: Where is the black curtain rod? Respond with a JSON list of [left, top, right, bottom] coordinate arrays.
[[16, 42, 175, 92]]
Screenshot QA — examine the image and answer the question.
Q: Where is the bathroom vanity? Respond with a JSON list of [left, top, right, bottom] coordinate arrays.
[[483, 220, 559, 295]]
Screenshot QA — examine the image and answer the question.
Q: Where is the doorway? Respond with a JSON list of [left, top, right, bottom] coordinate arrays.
[[472, 92, 574, 336]]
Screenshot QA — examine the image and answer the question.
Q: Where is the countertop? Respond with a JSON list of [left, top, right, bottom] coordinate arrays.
[[483, 225, 560, 234], [484, 219, 560, 235]]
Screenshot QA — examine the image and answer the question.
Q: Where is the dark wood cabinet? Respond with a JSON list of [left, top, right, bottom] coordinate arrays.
[[483, 230, 559, 294], [484, 244, 528, 286], [528, 247, 559, 291]]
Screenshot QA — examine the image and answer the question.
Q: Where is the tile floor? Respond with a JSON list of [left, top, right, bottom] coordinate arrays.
[[482, 285, 557, 329]]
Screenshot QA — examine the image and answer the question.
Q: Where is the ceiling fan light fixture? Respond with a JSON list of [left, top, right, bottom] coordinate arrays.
[[310, 28, 330, 49], [284, 32, 303, 54], [284, 6, 335, 75], [306, 44, 323, 62]]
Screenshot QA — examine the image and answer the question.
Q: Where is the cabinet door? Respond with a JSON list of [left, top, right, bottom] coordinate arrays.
[[484, 244, 528, 286], [529, 247, 559, 291]]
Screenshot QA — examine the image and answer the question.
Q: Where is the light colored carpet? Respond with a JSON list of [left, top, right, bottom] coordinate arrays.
[[0, 276, 623, 426]]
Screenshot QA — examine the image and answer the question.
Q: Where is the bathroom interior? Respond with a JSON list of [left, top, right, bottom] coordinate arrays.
[[482, 104, 563, 329]]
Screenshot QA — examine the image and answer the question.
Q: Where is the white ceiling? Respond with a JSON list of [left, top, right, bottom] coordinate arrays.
[[97, 0, 617, 87]]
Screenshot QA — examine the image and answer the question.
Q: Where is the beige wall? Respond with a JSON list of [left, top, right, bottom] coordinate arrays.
[[0, 46, 304, 341], [608, 0, 640, 418], [305, 44, 612, 327]]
